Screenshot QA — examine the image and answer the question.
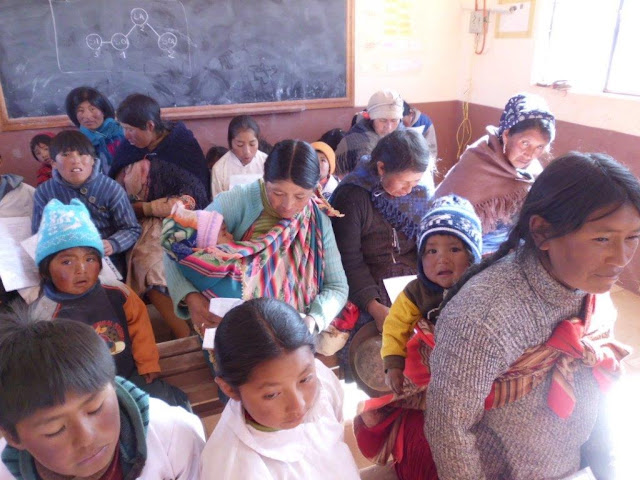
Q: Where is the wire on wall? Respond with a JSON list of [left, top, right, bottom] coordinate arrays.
[[475, 0, 488, 55], [456, 100, 473, 160]]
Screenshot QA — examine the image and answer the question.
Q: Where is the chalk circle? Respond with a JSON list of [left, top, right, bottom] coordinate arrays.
[[158, 32, 178, 51], [131, 8, 148, 26], [86, 33, 102, 51], [111, 33, 130, 51]]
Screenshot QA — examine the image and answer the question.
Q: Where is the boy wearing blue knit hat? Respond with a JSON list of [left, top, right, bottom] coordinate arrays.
[[381, 195, 482, 394], [30, 199, 188, 409]]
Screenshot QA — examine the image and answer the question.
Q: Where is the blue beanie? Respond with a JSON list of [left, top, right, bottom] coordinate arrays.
[[417, 195, 482, 291], [35, 199, 104, 266]]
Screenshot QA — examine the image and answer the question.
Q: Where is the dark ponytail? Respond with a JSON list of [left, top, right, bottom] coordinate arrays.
[[440, 152, 640, 311]]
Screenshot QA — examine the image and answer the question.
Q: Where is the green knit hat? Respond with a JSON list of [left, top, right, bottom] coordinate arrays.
[[35, 199, 104, 266]]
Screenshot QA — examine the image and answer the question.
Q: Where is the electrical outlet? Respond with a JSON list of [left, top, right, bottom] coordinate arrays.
[[469, 11, 484, 34]]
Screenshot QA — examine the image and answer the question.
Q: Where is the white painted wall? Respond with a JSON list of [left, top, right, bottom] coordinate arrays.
[[456, 0, 640, 136]]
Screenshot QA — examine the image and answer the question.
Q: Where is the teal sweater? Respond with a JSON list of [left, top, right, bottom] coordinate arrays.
[[164, 181, 348, 331]]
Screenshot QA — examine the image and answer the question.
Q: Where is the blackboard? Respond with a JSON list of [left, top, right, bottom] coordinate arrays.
[[0, 0, 353, 131]]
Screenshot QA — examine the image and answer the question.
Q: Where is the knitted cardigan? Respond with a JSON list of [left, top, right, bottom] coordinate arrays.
[[424, 250, 615, 480]]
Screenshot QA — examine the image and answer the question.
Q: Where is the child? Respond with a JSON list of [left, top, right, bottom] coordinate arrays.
[[382, 194, 482, 394], [402, 100, 438, 159], [31, 130, 141, 276], [0, 312, 205, 479], [310, 141, 338, 198], [201, 298, 360, 479], [30, 198, 188, 409], [29, 133, 54, 186], [210, 115, 267, 197]]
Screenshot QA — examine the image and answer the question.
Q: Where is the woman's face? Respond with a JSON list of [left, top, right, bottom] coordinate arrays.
[[372, 118, 401, 137], [536, 203, 640, 293], [265, 180, 314, 219], [377, 161, 424, 197], [75, 101, 105, 131], [121, 121, 157, 149], [502, 128, 551, 170], [231, 129, 259, 166]]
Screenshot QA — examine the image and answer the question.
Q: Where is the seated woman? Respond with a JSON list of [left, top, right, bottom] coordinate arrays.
[[330, 129, 435, 332], [425, 152, 640, 479], [109, 93, 210, 339], [210, 115, 267, 198], [65, 86, 125, 173], [164, 140, 348, 338], [335, 90, 404, 179], [434, 92, 555, 254]]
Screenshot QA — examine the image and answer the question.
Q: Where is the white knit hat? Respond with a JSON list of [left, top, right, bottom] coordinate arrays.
[[367, 90, 403, 120]]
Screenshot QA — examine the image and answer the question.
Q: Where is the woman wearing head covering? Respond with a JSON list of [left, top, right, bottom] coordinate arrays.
[[335, 90, 404, 179], [434, 93, 556, 254]]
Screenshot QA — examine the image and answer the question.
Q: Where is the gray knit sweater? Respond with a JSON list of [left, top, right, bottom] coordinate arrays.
[[424, 250, 616, 480]]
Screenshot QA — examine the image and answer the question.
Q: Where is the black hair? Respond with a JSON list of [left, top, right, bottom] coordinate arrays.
[[38, 247, 103, 282], [49, 130, 96, 161], [258, 138, 274, 155], [370, 129, 432, 175], [227, 115, 260, 148], [214, 298, 315, 388], [64, 87, 115, 128], [29, 134, 53, 162], [263, 140, 320, 189], [318, 128, 346, 152], [205, 145, 229, 169], [0, 311, 115, 439], [440, 152, 640, 311], [503, 117, 556, 144], [116, 93, 166, 133], [402, 101, 412, 117]]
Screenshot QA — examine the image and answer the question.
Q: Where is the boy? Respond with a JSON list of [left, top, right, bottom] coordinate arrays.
[[29, 133, 54, 186], [30, 198, 187, 408], [31, 130, 140, 276], [381, 195, 482, 394], [0, 312, 205, 480]]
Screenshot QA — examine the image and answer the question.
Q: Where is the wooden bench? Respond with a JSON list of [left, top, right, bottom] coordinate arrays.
[[157, 336, 343, 418]]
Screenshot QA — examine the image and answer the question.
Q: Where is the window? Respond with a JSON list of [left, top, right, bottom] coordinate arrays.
[[539, 0, 639, 96]]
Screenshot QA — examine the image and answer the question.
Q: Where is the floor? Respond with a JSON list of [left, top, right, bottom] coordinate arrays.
[[196, 285, 640, 477]]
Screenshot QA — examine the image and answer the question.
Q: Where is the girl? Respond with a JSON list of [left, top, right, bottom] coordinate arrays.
[[434, 93, 555, 254], [201, 298, 360, 480], [29, 132, 54, 185], [210, 115, 267, 197], [425, 152, 640, 479], [65, 86, 125, 172]]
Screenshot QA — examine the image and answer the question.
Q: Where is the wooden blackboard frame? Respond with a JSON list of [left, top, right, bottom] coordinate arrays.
[[0, 0, 354, 132]]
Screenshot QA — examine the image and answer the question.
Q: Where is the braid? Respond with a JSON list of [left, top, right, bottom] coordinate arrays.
[[439, 225, 524, 312]]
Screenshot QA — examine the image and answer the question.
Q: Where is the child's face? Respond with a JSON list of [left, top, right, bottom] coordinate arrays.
[[34, 143, 52, 165], [422, 234, 471, 289], [7, 383, 120, 479], [230, 346, 318, 430], [49, 247, 101, 296], [54, 150, 95, 186], [76, 101, 105, 131], [317, 151, 331, 185], [217, 222, 233, 244], [230, 129, 259, 166]]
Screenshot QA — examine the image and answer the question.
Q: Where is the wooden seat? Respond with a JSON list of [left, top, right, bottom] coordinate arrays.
[[157, 336, 343, 418]]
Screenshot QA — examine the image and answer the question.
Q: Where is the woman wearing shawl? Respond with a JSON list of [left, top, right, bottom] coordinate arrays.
[[65, 86, 126, 173], [163, 140, 348, 339], [109, 93, 209, 339], [434, 93, 556, 254], [330, 129, 436, 331]]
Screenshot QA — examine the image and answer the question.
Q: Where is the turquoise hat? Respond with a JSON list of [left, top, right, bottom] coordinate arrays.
[[35, 199, 104, 266]]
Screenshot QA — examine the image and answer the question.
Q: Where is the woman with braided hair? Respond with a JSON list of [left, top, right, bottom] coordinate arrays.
[[424, 152, 640, 479]]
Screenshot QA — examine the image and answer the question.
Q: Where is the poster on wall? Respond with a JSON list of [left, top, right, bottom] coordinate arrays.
[[495, 0, 536, 38]]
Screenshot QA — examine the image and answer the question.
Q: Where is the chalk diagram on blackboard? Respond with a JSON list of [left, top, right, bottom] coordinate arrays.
[[49, 0, 192, 77], [86, 8, 178, 59]]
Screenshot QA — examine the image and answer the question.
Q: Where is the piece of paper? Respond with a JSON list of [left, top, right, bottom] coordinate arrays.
[[21, 234, 122, 284], [229, 174, 262, 190], [0, 217, 41, 291], [383, 275, 417, 304], [202, 327, 217, 349], [209, 297, 243, 317]]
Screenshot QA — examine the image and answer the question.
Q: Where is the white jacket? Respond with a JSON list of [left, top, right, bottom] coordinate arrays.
[[210, 150, 267, 198], [200, 360, 360, 480], [0, 398, 205, 480]]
